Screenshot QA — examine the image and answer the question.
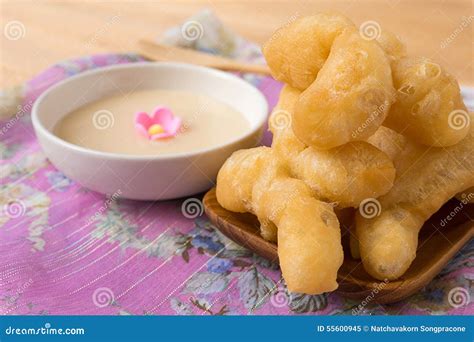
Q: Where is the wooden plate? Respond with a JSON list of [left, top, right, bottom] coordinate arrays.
[[203, 188, 474, 304]]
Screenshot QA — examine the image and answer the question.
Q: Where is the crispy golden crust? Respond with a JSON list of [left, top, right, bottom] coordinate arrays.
[[293, 29, 395, 149], [272, 86, 396, 208], [385, 57, 469, 147], [358, 124, 474, 280], [216, 147, 343, 293], [217, 12, 470, 293], [263, 13, 355, 90]]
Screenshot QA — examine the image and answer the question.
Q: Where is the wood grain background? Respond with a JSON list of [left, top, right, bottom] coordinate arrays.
[[0, 0, 472, 88]]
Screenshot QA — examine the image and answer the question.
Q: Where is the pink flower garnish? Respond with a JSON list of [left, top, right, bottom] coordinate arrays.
[[134, 107, 182, 140]]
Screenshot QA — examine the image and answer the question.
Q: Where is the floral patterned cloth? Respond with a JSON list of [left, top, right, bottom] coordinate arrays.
[[0, 10, 472, 316]]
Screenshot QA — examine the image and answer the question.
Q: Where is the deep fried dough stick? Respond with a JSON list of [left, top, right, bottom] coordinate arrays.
[[292, 29, 395, 149], [270, 85, 395, 207], [216, 147, 343, 294], [358, 124, 474, 280], [385, 57, 469, 147], [263, 13, 355, 90]]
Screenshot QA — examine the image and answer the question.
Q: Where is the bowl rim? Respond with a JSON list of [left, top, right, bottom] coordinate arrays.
[[31, 61, 268, 161]]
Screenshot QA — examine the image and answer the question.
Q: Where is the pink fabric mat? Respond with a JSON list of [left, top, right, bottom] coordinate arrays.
[[0, 50, 472, 315]]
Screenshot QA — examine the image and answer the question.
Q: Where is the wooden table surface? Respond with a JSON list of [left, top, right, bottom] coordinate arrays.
[[0, 0, 472, 89]]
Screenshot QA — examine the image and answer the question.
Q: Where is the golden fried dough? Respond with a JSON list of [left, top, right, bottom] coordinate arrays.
[[375, 30, 406, 63], [357, 123, 474, 280], [385, 57, 469, 147], [294, 142, 395, 207], [279, 196, 342, 293], [271, 86, 396, 207], [215, 147, 273, 213], [293, 29, 395, 149], [366, 125, 407, 162], [216, 147, 343, 293], [269, 85, 306, 164], [217, 12, 471, 294], [263, 13, 355, 90]]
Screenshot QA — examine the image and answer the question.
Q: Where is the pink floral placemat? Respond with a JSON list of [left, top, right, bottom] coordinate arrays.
[[0, 10, 472, 316]]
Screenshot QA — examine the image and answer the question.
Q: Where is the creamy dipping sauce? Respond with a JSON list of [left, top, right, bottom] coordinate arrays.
[[54, 89, 250, 156]]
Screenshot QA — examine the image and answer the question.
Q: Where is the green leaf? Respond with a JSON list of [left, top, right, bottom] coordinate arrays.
[[288, 292, 328, 313], [238, 266, 275, 312]]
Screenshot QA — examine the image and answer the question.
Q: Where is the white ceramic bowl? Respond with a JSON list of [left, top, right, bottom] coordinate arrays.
[[32, 62, 268, 200]]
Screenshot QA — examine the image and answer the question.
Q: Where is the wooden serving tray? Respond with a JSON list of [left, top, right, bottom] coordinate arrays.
[[203, 188, 474, 304]]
